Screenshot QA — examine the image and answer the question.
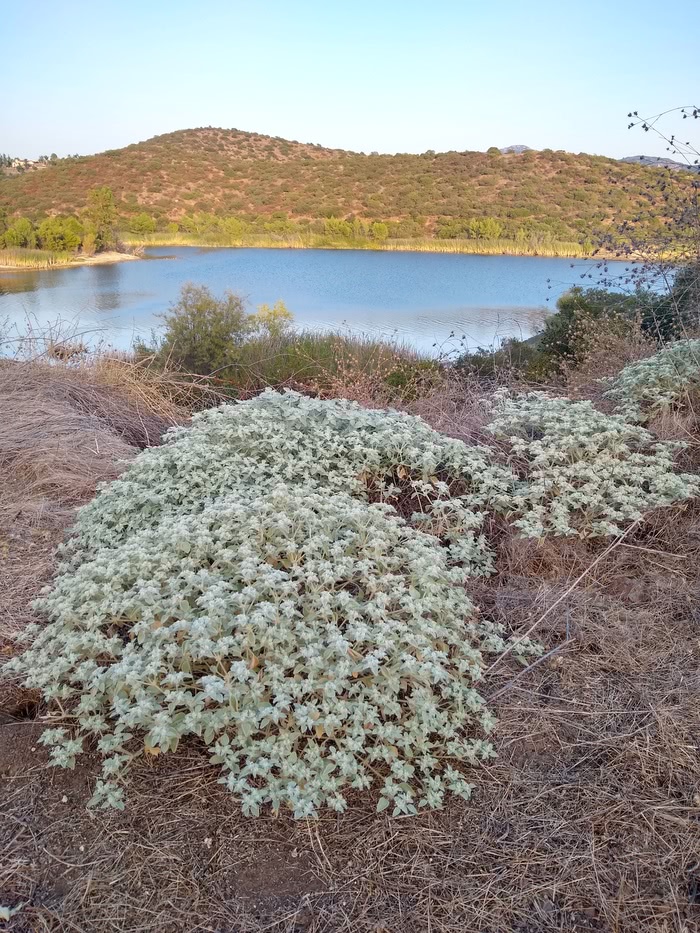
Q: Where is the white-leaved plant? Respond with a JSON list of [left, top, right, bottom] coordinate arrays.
[[602, 338, 700, 422], [487, 391, 698, 537], [5, 389, 696, 816], [8, 485, 538, 818], [61, 390, 513, 576], [5, 392, 535, 817]]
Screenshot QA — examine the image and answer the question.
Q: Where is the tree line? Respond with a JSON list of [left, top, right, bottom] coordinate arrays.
[[0, 186, 117, 253], [1, 186, 587, 254]]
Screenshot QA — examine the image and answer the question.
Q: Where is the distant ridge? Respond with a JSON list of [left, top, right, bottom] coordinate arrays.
[[0, 127, 694, 243], [620, 154, 700, 173]]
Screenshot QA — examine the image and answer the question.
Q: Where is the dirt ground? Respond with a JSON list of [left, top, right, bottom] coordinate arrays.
[[1, 364, 699, 933]]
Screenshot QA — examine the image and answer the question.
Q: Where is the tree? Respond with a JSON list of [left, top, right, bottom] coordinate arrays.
[[158, 284, 252, 375], [537, 286, 647, 369], [37, 216, 84, 251], [3, 217, 37, 249], [324, 217, 353, 238], [252, 300, 293, 338], [468, 217, 503, 239], [128, 212, 157, 236], [83, 186, 117, 251]]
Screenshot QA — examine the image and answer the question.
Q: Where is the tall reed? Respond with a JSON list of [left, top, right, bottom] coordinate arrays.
[[0, 248, 75, 269], [121, 231, 593, 259]]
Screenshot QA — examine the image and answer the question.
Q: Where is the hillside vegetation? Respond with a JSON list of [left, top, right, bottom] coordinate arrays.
[[0, 127, 693, 249]]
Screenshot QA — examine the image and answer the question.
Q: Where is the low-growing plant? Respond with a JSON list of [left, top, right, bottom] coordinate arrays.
[[6, 392, 540, 816], [60, 390, 512, 574], [6, 389, 697, 817], [487, 391, 698, 537], [11, 484, 538, 817], [603, 338, 700, 422]]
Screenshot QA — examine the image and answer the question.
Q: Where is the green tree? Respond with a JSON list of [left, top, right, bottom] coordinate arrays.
[[37, 215, 84, 251], [324, 217, 353, 238], [538, 286, 641, 365], [468, 217, 503, 239], [221, 216, 248, 238], [3, 217, 37, 249], [158, 283, 253, 375], [83, 186, 117, 251], [370, 221, 389, 241], [252, 300, 293, 338], [129, 212, 157, 235]]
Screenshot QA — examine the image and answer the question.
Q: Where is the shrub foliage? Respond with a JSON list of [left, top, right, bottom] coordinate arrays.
[[488, 392, 698, 537], [6, 389, 697, 816], [603, 338, 700, 422]]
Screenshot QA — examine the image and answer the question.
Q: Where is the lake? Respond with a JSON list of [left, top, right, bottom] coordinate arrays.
[[0, 247, 634, 355]]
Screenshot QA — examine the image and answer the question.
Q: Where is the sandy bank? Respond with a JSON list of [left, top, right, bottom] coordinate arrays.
[[65, 250, 140, 266]]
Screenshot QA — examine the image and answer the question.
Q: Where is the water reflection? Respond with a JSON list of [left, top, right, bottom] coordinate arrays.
[[89, 263, 122, 312], [0, 270, 39, 297]]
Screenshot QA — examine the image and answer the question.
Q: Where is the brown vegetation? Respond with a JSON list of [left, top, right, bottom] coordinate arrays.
[[0, 127, 692, 245], [1, 354, 699, 932]]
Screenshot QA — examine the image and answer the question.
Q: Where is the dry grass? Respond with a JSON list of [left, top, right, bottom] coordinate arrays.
[[0, 360, 182, 526], [1, 359, 700, 932], [0, 358, 191, 706], [560, 317, 656, 406]]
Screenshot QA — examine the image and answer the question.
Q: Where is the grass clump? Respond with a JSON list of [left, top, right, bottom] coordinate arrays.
[[0, 247, 75, 269]]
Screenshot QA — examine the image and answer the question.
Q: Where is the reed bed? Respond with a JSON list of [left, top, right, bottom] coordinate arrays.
[[0, 248, 76, 269], [122, 231, 593, 258]]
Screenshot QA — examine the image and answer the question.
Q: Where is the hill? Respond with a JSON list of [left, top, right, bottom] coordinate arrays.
[[621, 154, 700, 173], [0, 127, 693, 246]]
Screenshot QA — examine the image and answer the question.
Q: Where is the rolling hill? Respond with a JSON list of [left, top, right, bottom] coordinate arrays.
[[0, 127, 691, 244]]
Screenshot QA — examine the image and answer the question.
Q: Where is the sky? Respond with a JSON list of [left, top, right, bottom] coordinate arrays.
[[1, 0, 698, 160]]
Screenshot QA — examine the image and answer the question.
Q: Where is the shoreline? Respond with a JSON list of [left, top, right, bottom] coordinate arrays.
[[2, 240, 649, 270], [0, 250, 139, 272], [122, 236, 598, 261], [69, 250, 140, 266]]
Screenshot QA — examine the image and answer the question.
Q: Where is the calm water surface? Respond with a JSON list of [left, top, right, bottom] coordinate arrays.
[[0, 247, 633, 354]]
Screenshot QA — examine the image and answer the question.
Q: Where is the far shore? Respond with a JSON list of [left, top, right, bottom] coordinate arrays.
[[122, 235, 598, 261], [2, 240, 653, 271], [70, 250, 140, 266], [0, 250, 140, 272]]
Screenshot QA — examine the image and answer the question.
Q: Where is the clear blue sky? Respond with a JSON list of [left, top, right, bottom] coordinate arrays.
[[2, 0, 697, 159]]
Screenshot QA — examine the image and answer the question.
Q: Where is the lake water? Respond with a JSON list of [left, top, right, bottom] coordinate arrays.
[[0, 247, 634, 355]]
